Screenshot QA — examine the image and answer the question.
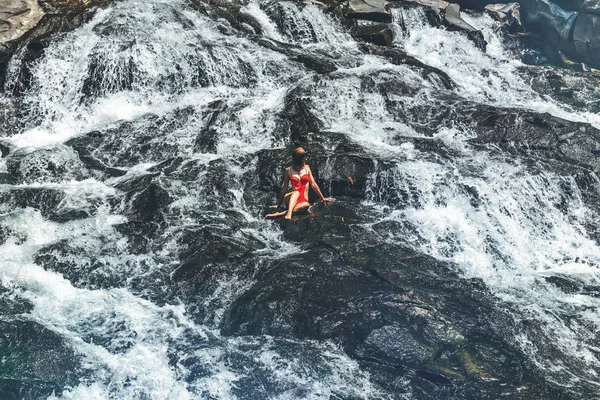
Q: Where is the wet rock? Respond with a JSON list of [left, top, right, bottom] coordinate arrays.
[[347, 0, 392, 23], [186, 0, 264, 36], [115, 173, 172, 222], [257, 38, 338, 74], [1, 0, 112, 92], [5, 146, 89, 184], [467, 105, 600, 172], [572, 13, 600, 67], [0, 187, 65, 217], [522, 48, 548, 65], [0, 320, 81, 400], [518, 66, 600, 113], [583, 0, 600, 14], [66, 106, 196, 169], [484, 2, 523, 32], [220, 200, 531, 395], [0, 286, 33, 315], [193, 99, 226, 154], [358, 43, 455, 89], [351, 23, 394, 46], [444, 4, 487, 51]]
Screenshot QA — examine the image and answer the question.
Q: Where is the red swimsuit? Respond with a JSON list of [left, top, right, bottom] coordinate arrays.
[[290, 173, 310, 203]]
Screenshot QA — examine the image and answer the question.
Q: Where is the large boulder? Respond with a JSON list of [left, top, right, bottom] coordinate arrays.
[[484, 2, 523, 31], [351, 23, 395, 46], [0, 1, 44, 45], [572, 12, 600, 67], [347, 0, 392, 23]]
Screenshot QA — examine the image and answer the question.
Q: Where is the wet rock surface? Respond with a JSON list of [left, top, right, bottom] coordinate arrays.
[[0, 320, 83, 400], [1, 0, 600, 398]]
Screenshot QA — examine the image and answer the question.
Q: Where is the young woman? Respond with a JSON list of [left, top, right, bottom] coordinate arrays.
[[266, 147, 335, 220]]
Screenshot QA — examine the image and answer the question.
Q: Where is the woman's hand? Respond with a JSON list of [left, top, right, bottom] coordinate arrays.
[[323, 197, 336, 203]]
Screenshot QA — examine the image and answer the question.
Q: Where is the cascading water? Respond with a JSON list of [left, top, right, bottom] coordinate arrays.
[[1, 0, 600, 398]]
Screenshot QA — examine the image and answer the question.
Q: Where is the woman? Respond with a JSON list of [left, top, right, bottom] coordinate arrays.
[[266, 147, 335, 220]]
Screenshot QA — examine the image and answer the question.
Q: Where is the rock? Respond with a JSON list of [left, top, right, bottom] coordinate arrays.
[[518, 66, 600, 113], [572, 13, 600, 67], [1, 0, 112, 92], [467, 105, 600, 172], [0, 1, 44, 44], [66, 106, 196, 169], [5, 146, 89, 184], [583, 0, 600, 14], [522, 48, 548, 65], [484, 2, 523, 32], [115, 174, 172, 222], [219, 200, 533, 396], [351, 23, 394, 46], [193, 99, 226, 154], [444, 4, 487, 51], [256, 37, 338, 74], [358, 43, 456, 89], [391, 0, 486, 50], [0, 320, 82, 400], [347, 0, 392, 23], [0, 187, 65, 217]]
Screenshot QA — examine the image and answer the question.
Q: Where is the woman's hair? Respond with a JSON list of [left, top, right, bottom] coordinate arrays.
[[292, 153, 307, 166], [292, 147, 308, 166]]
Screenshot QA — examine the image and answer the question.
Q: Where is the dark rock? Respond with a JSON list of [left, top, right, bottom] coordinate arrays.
[[115, 173, 172, 222], [522, 48, 548, 65], [186, 0, 264, 36], [347, 0, 392, 23], [357, 43, 456, 89], [444, 4, 487, 51], [351, 23, 394, 46], [220, 200, 532, 396], [467, 105, 600, 172], [572, 12, 600, 67], [5, 146, 89, 184], [0, 320, 81, 400], [66, 106, 196, 169], [484, 2, 523, 32], [583, 0, 600, 14], [0, 286, 33, 315], [518, 66, 600, 113], [0, 187, 65, 217], [256, 38, 338, 74], [193, 99, 226, 153]]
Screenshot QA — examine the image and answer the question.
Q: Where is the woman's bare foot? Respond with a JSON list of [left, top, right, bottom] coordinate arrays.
[[265, 211, 286, 219]]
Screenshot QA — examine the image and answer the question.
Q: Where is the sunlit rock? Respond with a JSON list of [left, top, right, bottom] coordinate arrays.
[[484, 2, 523, 31], [347, 0, 392, 23]]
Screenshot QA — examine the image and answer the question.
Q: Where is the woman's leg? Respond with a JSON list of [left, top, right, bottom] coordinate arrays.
[[285, 191, 300, 219], [265, 192, 292, 219], [293, 202, 310, 212]]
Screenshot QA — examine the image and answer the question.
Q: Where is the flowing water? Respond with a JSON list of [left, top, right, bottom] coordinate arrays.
[[1, 0, 600, 398]]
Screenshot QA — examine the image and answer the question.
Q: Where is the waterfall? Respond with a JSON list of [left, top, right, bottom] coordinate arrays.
[[1, 0, 600, 398]]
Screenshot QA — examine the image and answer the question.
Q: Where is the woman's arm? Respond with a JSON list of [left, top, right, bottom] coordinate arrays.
[[307, 165, 335, 202], [277, 168, 290, 206]]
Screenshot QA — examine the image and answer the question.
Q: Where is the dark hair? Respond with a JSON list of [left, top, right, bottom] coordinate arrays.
[[292, 153, 307, 166]]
